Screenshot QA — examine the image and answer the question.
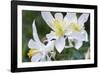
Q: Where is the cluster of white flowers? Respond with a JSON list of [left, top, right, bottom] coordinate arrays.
[[27, 12, 89, 62]]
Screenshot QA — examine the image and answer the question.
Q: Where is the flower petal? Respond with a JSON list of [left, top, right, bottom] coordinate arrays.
[[46, 31, 58, 41], [84, 30, 88, 42], [41, 12, 54, 30], [45, 41, 54, 52], [32, 20, 41, 43], [40, 56, 46, 61], [78, 13, 89, 26], [74, 40, 83, 49], [28, 39, 41, 50], [55, 13, 63, 21], [68, 32, 85, 42], [31, 53, 41, 62], [64, 13, 77, 24], [55, 37, 65, 53]]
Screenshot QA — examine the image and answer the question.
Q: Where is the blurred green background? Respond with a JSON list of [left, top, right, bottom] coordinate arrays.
[[22, 10, 90, 62]]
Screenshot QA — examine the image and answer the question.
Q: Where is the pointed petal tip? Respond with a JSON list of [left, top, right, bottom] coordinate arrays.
[[78, 13, 89, 25], [75, 41, 83, 50], [55, 37, 65, 53], [55, 13, 63, 20], [32, 19, 41, 43], [41, 11, 54, 30]]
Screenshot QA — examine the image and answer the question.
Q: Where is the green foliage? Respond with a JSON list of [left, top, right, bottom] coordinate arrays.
[[79, 42, 90, 55], [55, 47, 84, 60]]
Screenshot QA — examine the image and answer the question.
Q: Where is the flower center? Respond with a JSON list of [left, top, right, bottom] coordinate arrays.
[[27, 48, 39, 58], [70, 22, 81, 32], [52, 19, 64, 37]]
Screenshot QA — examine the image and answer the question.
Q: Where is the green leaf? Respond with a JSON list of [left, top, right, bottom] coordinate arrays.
[[55, 48, 84, 60], [79, 42, 90, 54]]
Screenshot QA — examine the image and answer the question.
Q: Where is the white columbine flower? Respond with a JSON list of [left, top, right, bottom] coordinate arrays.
[[64, 13, 89, 49], [41, 12, 89, 53], [28, 20, 54, 62]]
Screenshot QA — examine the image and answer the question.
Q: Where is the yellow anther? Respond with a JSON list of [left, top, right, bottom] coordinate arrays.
[[27, 48, 39, 58], [53, 20, 64, 37], [70, 22, 81, 32]]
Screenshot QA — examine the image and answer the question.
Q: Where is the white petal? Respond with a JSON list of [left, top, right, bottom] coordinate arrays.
[[46, 31, 58, 41], [64, 13, 77, 24], [78, 13, 89, 26], [32, 20, 41, 43], [75, 40, 83, 49], [65, 30, 72, 36], [55, 37, 65, 53], [84, 30, 88, 42], [45, 41, 54, 52], [40, 56, 46, 61], [31, 53, 42, 62], [78, 30, 88, 42], [41, 12, 54, 30], [28, 39, 41, 50], [55, 13, 63, 21], [68, 32, 85, 42]]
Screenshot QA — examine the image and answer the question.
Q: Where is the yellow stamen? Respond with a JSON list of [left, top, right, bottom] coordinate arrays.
[[27, 48, 39, 58], [53, 20, 64, 37], [70, 22, 81, 32]]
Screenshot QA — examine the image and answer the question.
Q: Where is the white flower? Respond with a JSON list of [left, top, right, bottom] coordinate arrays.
[[41, 12, 89, 52], [64, 13, 89, 49], [28, 20, 54, 62], [41, 12, 68, 53]]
